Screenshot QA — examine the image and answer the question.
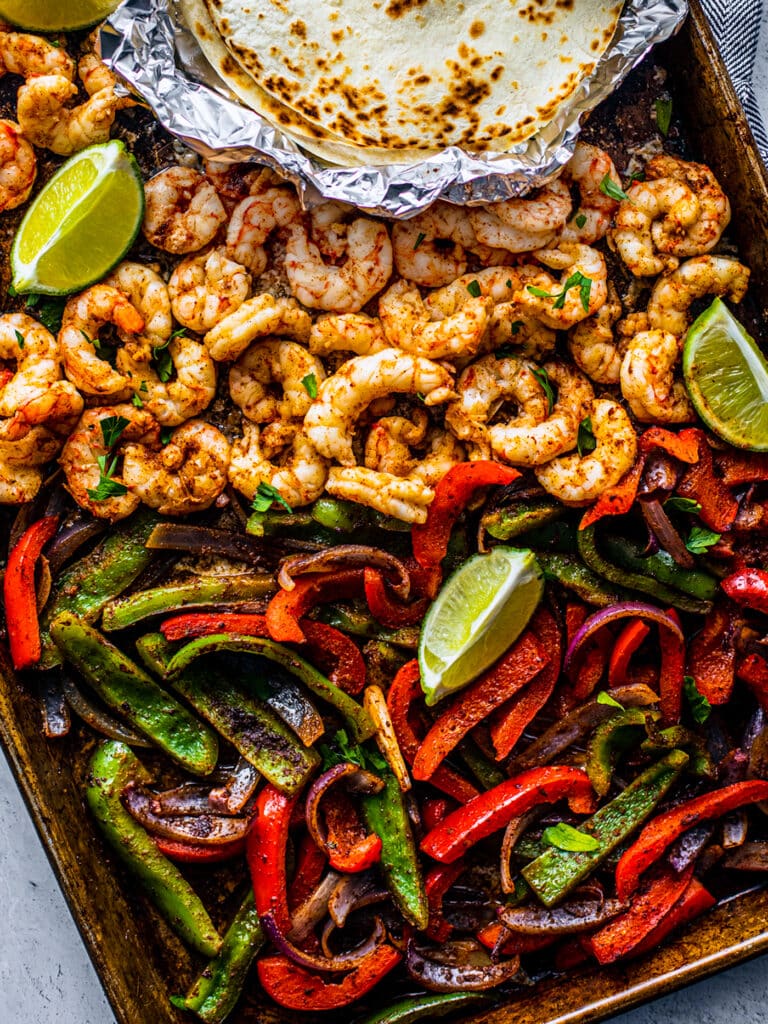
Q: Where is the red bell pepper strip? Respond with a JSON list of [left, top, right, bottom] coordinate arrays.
[[579, 460, 644, 531], [265, 569, 363, 644], [421, 766, 595, 864], [554, 939, 591, 971], [717, 450, 768, 486], [246, 785, 297, 934], [4, 515, 59, 670], [607, 620, 650, 688], [477, 922, 555, 956], [257, 945, 402, 1011], [161, 612, 366, 694], [412, 461, 521, 571], [615, 779, 768, 901], [675, 430, 738, 532], [721, 568, 768, 614], [638, 426, 701, 463], [421, 796, 455, 832], [387, 660, 480, 805], [288, 832, 327, 912], [412, 632, 547, 782], [489, 608, 560, 760], [565, 603, 588, 648], [589, 863, 694, 964], [570, 629, 612, 704], [425, 860, 465, 942], [630, 875, 715, 959], [324, 790, 383, 873], [686, 605, 738, 705], [659, 607, 684, 725], [737, 652, 768, 710], [153, 835, 246, 864], [364, 567, 429, 627]]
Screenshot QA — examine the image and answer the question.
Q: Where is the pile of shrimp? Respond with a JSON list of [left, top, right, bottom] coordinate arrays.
[[1, 133, 750, 523]]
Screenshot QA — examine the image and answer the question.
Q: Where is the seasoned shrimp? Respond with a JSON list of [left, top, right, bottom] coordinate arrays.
[[143, 167, 227, 254], [204, 159, 275, 204], [284, 218, 393, 313], [228, 421, 328, 507], [515, 244, 608, 329], [610, 178, 700, 277], [204, 294, 311, 362], [309, 313, 388, 357], [59, 404, 158, 522], [469, 179, 572, 253], [644, 154, 731, 256], [0, 28, 75, 79], [568, 283, 623, 384], [0, 120, 35, 211], [0, 313, 81, 429], [365, 413, 464, 487], [117, 337, 217, 426], [326, 466, 435, 524], [647, 255, 751, 336], [229, 339, 325, 423], [304, 349, 455, 466], [559, 142, 621, 245], [59, 285, 144, 398], [378, 279, 491, 361], [392, 203, 478, 287], [225, 186, 301, 274], [103, 262, 173, 358], [0, 423, 63, 504], [168, 247, 251, 333], [310, 200, 356, 260], [620, 329, 695, 424], [535, 399, 638, 505], [122, 420, 230, 515]]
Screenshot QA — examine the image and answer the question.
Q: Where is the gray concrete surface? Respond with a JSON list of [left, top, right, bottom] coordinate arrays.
[[3, 746, 768, 1024]]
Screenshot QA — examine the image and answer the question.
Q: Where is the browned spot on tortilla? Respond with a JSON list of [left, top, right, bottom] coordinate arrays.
[[469, 20, 484, 38], [290, 19, 306, 38], [384, 0, 427, 16]]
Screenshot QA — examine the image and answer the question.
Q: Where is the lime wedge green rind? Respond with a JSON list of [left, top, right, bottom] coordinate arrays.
[[0, 0, 120, 31], [11, 140, 144, 296], [418, 546, 544, 707]]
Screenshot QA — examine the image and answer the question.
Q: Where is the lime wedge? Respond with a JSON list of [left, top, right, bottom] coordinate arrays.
[[0, 0, 120, 30], [11, 140, 144, 297], [683, 297, 768, 451], [418, 546, 544, 706]]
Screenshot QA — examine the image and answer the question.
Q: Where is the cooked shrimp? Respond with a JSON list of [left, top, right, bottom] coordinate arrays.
[[647, 255, 751, 335], [0, 29, 75, 79], [122, 420, 230, 515], [0, 120, 35, 211], [168, 247, 251, 333], [0, 422, 64, 504], [534, 399, 638, 504], [559, 142, 621, 245], [0, 314, 82, 429], [304, 349, 455, 466], [284, 218, 393, 313], [204, 294, 311, 362], [203, 159, 275, 204], [117, 336, 217, 426], [229, 339, 325, 423], [59, 285, 144, 398], [378, 279, 490, 361], [59, 404, 158, 522], [469, 179, 572, 253], [310, 200, 356, 260], [486, 314, 557, 361], [515, 244, 608, 329], [325, 466, 435, 524], [610, 178, 700, 277], [392, 203, 477, 287], [228, 420, 328, 507], [225, 186, 301, 274], [143, 167, 227, 254], [365, 413, 464, 488], [620, 329, 695, 424], [103, 262, 173, 358], [308, 313, 388, 357], [568, 282, 623, 384], [644, 154, 731, 256]]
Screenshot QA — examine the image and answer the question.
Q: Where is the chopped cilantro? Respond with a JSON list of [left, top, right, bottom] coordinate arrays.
[[599, 174, 631, 202], [532, 366, 555, 414], [577, 416, 597, 457], [655, 97, 673, 137], [302, 373, 318, 399], [684, 675, 711, 725], [543, 822, 600, 852], [466, 279, 482, 298], [251, 481, 293, 513]]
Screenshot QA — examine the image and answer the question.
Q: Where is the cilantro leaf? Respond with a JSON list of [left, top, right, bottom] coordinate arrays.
[[510, 320, 522, 335], [251, 481, 293, 513], [99, 415, 129, 450], [24, 293, 66, 333], [160, 426, 173, 446], [577, 416, 597, 457], [574, 212, 587, 229], [320, 729, 386, 773], [528, 272, 592, 313], [599, 174, 630, 203], [655, 97, 673, 137], [466, 280, 482, 298], [685, 526, 720, 554], [153, 344, 173, 383], [80, 327, 100, 350], [665, 496, 702, 515], [14, 328, 24, 350], [302, 373, 318, 399], [543, 822, 600, 852], [597, 691, 625, 710], [494, 346, 517, 360], [532, 366, 555, 414], [684, 675, 711, 725], [413, 232, 426, 250], [169, 327, 187, 341], [132, 393, 143, 408], [86, 453, 127, 502]]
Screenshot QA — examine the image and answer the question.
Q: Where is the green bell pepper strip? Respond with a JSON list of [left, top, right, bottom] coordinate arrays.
[[640, 725, 715, 777], [101, 574, 276, 631], [38, 508, 159, 668], [164, 634, 375, 743], [600, 534, 718, 602], [172, 888, 264, 1023], [354, 993, 492, 1024], [535, 552, 633, 607], [317, 605, 419, 648], [135, 633, 318, 795], [87, 741, 222, 957], [50, 613, 218, 775], [577, 526, 712, 614], [522, 750, 689, 906], [457, 738, 506, 791], [361, 768, 428, 929], [483, 501, 564, 541], [586, 707, 660, 797]]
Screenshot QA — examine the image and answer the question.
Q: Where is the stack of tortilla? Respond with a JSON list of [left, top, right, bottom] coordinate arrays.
[[180, 0, 623, 166]]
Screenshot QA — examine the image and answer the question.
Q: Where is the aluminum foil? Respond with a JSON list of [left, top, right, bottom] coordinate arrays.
[[103, 0, 688, 217]]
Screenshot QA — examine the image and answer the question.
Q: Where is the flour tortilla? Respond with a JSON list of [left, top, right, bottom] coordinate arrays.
[[201, 0, 623, 154]]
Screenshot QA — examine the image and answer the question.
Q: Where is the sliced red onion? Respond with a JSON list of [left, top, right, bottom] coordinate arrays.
[[289, 871, 343, 943], [61, 674, 151, 747], [278, 545, 411, 600], [641, 500, 695, 568], [264, 675, 324, 746], [564, 603, 684, 680], [721, 809, 749, 849], [45, 517, 106, 577], [668, 823, 715, 872], [305, 763, 384, 854], [121, 784, 252, 844], [209, 758, 260, 814], [40, 675, 70, 738], [262, 910, 385, 973], [500, 811, 542, 894], [146, 522, 319, 565], [405, 939, 521, 992], [328, 872, 389, 928], [638, 451, 681, 500], [499, 897, 624, 936], [722, 841, 768, 871]]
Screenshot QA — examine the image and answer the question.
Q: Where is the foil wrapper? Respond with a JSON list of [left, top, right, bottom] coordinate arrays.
[[103, 0, 688, 217]]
